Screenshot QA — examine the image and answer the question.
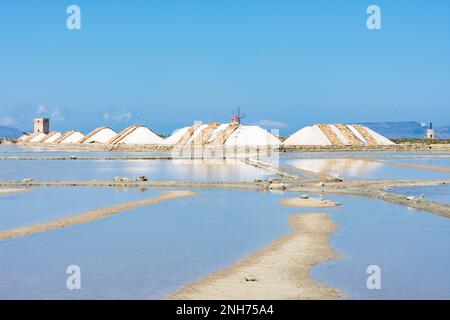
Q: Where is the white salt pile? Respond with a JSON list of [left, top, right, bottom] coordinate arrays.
[[164, 123, 281, 147], [109, 125, 164, 145], [41, 131, 62, 143], [55, 130, 85, 144], [18, 134, 30, 141], [81, 127, 117, 144], [225, 125, 281, 147], [284, 124, 395, 146], [164, 127, 191, 145], [28, 132, 48, 143]]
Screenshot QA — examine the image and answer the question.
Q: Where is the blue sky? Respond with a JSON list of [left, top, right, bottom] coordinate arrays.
[[0, 0, 449, 135]]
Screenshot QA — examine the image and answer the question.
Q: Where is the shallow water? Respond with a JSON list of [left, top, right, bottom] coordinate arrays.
[[0, 187, 160, 230], [311, 195, 450, 299], [386, 157, 450, 168], [390, 184, 450, 204], [0, 188, 449, 299], [0, 159, 271, 182], [0, 145, 170, 158], [280, 151, 450, 159], [0, 189, 292, 299], [283, 158, 450, 180]]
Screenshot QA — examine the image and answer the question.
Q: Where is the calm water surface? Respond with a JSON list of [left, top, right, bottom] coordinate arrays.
[[0, 159, 271, 182], [283, 158, 450, 180], [390, 184, 450, 204], [0, 189, 449, 299]]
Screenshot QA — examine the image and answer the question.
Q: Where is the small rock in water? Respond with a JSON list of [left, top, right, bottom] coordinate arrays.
[[269, 183, 287, 190], [69, 155, 77, 160]]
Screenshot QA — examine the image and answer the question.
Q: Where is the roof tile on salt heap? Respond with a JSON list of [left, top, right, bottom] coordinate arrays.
[[40, 131, 62, 143], [54, 130, 85, 144], [108, 125, 164, 145], [80, 127, 117, 144], [28, 132, 48, 143]]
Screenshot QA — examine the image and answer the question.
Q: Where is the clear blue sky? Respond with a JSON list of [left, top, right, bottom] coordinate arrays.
[[0, 0, 449, 135]]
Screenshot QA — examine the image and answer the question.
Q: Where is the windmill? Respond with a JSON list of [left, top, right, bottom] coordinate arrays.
[[231, 106, 246, 125]]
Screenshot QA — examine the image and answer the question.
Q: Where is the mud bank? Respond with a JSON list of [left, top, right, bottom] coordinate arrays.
[[0, 190, 197, 240], [167, 213, 341, 300], [372, 159, 450, 173], [281, 197, 341, 208], [0, 188, 28, 195], [288, 180, 450, 219]]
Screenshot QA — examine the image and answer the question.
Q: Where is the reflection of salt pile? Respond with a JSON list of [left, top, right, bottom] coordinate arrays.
[[80, 127, 117, 144], [165, 123, 280, 147], [284, 124, 394, 146], [108, 125, 164, 145], [288, 158, 384, 178]]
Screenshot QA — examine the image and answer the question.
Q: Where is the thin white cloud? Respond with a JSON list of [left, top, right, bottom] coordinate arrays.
[[252, 119, 290, 130], [51, 109, 66, 122], [0, 116, 17, 127], [103, 110, 133, 122], [36, 105, 47, 115]]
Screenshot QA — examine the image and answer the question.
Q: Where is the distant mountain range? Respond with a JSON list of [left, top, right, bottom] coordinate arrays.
[[362, 121, 450, 139], [0, 126, 24, 139]]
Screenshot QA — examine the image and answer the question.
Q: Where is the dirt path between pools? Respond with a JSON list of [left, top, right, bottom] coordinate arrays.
[[365, 159, 450, 173], [0, 188, 28, 195], [281, 197, 341, 208], [167, 213, 341, 300], [1, 178, 449, 218], [0, 190, 197, 241]]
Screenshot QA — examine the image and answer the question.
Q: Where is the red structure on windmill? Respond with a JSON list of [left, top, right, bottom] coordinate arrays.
[[231, 106, 246, 125]]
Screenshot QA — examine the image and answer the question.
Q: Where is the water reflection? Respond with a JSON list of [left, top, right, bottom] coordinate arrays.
[[286, 159, 383, 178], [0, 159, 270, 182]]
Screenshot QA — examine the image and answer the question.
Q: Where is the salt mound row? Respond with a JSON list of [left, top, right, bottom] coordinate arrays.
[[80, 127, 117, 144], [165, 123, 281, 147], [283, 124, 394, 146], [28, 132, 48, 143], [54, 130, 85, 144], [41, 131, 62, 143], [18, 134, 29, 141], [18, 132, 42, 143], [108, 125, 164, 145]]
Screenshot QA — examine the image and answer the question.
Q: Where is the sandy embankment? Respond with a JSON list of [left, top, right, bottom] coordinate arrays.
[[0, 188, 28, 195], [0, 190, 197, 241], [281, 197, 341, 208], [369, 159, 450, 173], [167, 213, 342, 300]]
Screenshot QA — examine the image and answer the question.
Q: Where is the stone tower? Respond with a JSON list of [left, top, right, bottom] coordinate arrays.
[[426, 122, 436, 140], [34, 118, 49, 134]]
